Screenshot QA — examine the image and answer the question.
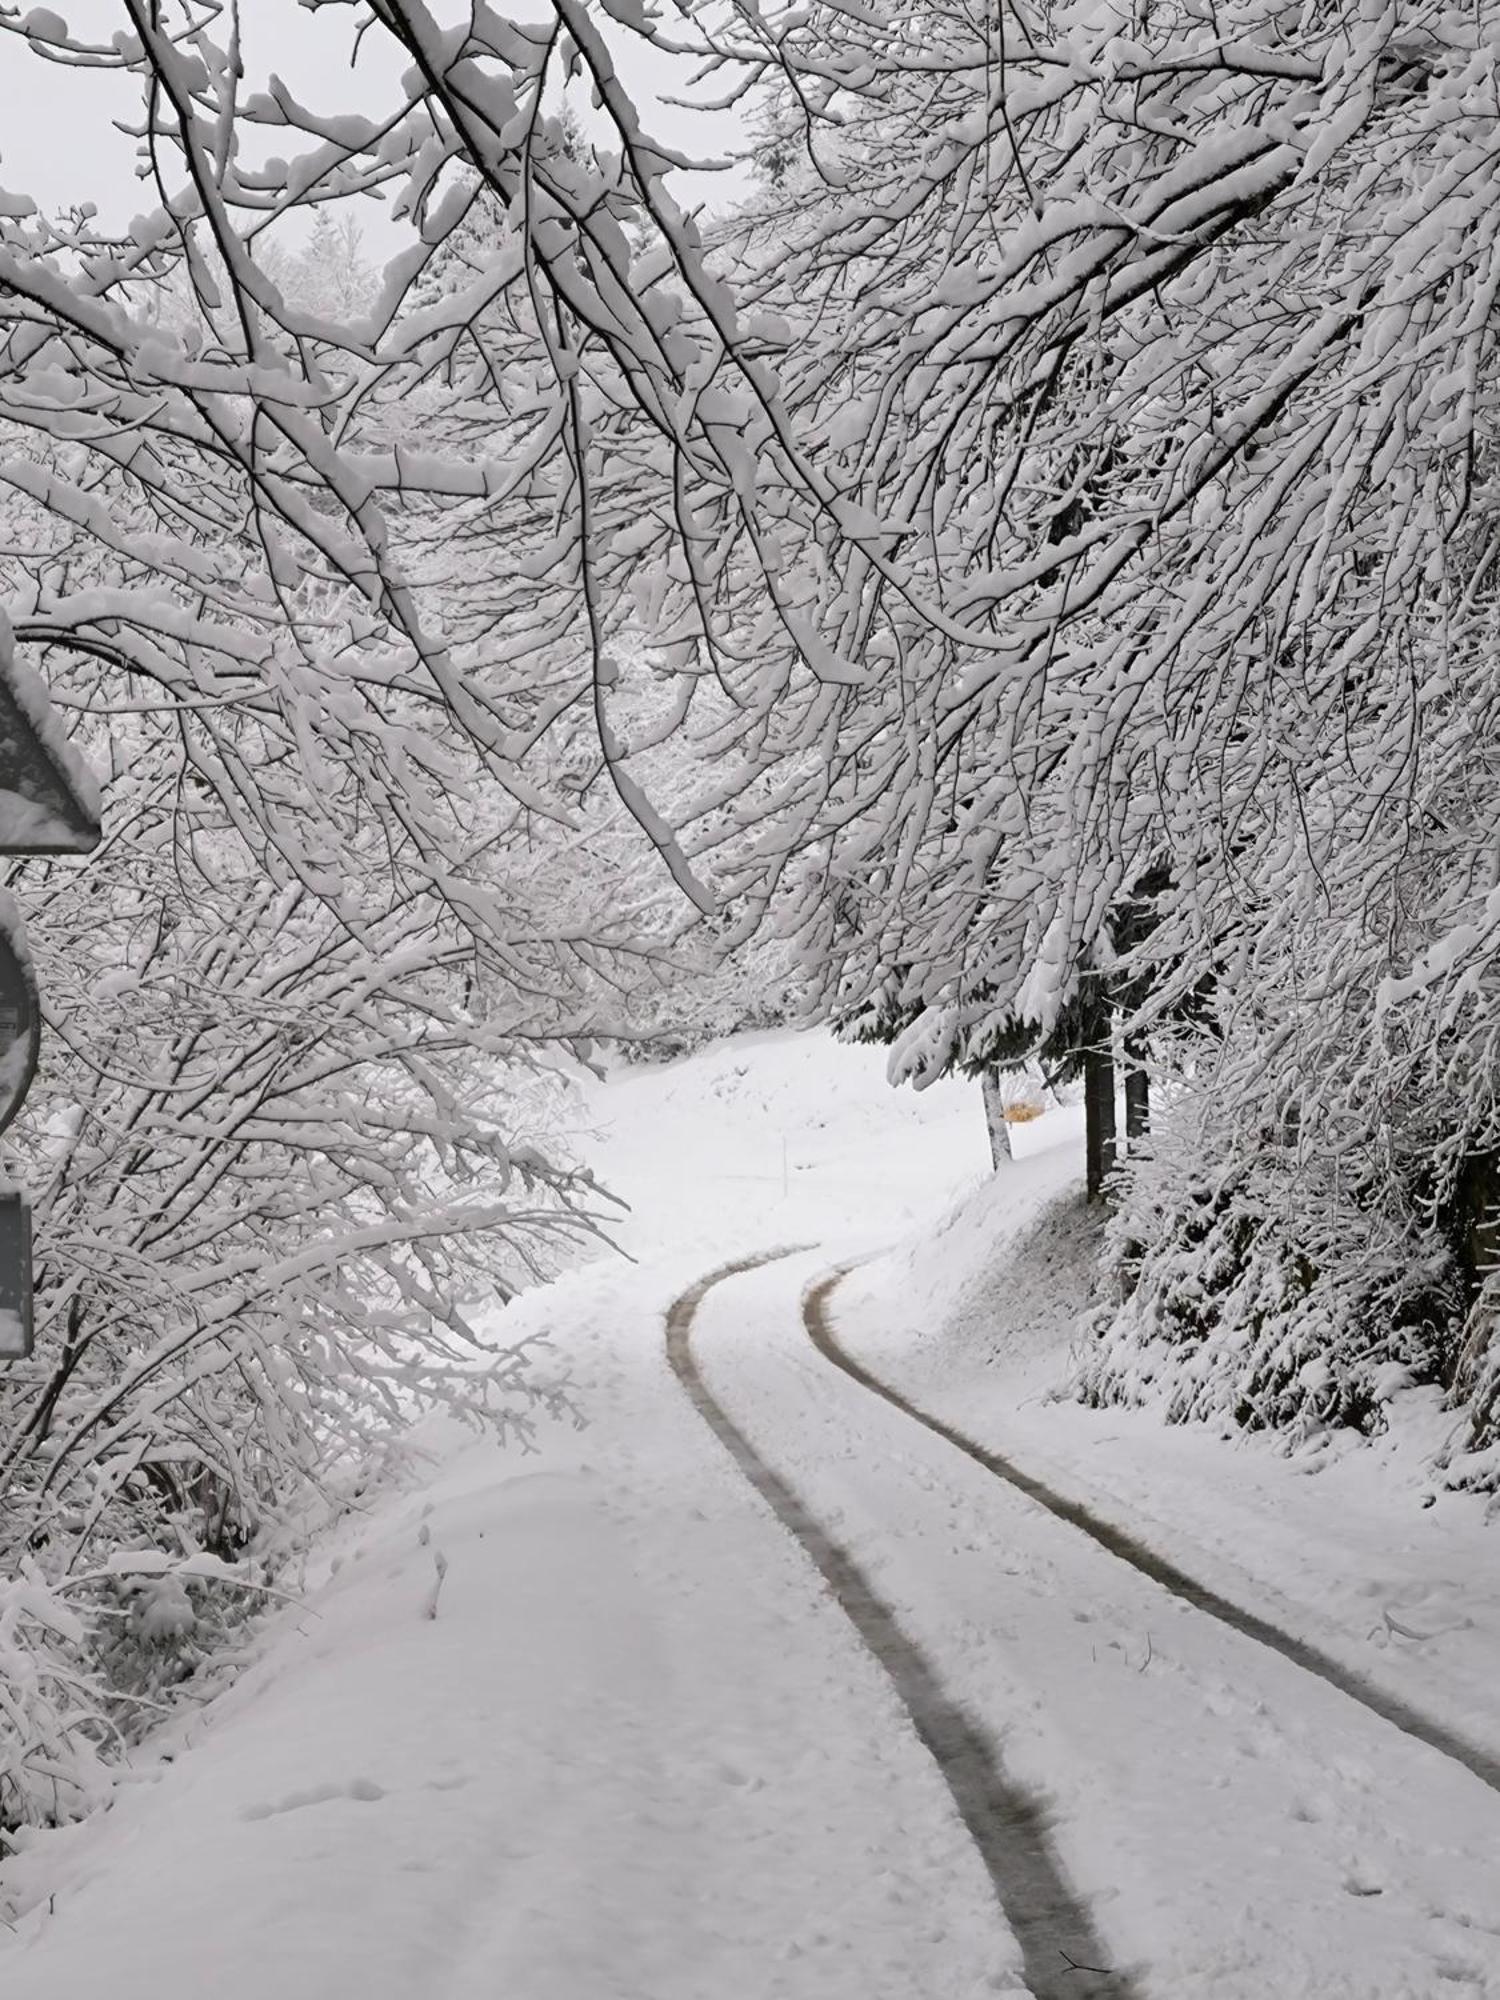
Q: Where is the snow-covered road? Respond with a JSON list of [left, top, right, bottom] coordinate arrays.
[[5, 1032, 1500, 1997], [0, 1254, 1032, 2000], [686, 1248, 1500, 1997], [669, 1252, 1125, 2000]]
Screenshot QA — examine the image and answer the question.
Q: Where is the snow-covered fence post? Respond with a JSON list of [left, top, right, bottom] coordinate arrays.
[[0, 612, 101, 1358]]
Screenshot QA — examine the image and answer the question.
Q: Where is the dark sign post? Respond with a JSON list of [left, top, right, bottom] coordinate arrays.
[[0, 614, 101, 1358]]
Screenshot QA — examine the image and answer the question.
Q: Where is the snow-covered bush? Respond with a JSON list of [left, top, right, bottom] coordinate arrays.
[[1079, 1074, 1460, 1441], [0, 666, 599, 1828], [0, 1568, 116, 1835], [1372, 871, 1500, 1489], [1079, 673, 1500, 1479]]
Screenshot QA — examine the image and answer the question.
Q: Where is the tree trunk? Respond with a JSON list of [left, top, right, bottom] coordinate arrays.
[[1124, 1047, 1150, 1146], [1455, 1151, 1500, 1304], [982, 1071, 1012, 1169], [1082, 981, 1117, 1202], [1449, 1149, 1500, 1398]]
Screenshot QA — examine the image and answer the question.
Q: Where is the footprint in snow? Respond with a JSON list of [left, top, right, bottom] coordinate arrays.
[[1432, 1960, 1485, 1989]]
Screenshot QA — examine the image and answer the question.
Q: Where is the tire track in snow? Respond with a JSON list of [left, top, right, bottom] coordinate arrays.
[[804, 1267, 1500, 1803], [667, 1254, 1136, 2000]]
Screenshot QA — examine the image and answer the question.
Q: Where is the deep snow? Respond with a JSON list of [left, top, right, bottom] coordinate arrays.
[[4, 1030, 1500, 1998]]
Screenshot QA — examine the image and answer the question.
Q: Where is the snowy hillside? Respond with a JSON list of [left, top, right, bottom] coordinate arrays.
[[573, 1027, 1063, 1263]]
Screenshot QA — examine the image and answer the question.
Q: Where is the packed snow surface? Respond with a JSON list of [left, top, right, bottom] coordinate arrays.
[[4, 1030, 1500, 1998]]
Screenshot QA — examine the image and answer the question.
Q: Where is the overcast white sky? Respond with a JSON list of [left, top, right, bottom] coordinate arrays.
[[1, 0, 755, 260]]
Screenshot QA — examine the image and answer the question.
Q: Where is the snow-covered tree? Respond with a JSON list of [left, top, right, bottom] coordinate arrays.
[[692, 0, 1500, 1467], [5, 0, 1500, 1823]]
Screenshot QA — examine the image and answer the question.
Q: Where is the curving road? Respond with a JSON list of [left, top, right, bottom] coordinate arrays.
[[668, 1253, 1133, 2000], [672, 1247, 1500, 2000]]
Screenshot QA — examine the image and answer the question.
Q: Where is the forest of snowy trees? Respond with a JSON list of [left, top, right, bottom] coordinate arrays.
[[0, 0, 1497, 1827]]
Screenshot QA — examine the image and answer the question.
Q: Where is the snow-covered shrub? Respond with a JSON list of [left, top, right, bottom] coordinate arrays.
[[1079, 1076, 1460, 1440], [0, 1570, 114, 1834], [1445, 1263, 1500, 1494], [1374, 880, 1500, 1490], [1079, 691, 1500, 1472]]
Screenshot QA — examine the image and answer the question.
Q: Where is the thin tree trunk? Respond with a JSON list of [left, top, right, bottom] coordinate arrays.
[[982, 1071, 1012, 1169], [1124, 1046, 1150, 1146], [1083, 981, 1117, 1202], [1450, 1150, 1500, 1398]]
